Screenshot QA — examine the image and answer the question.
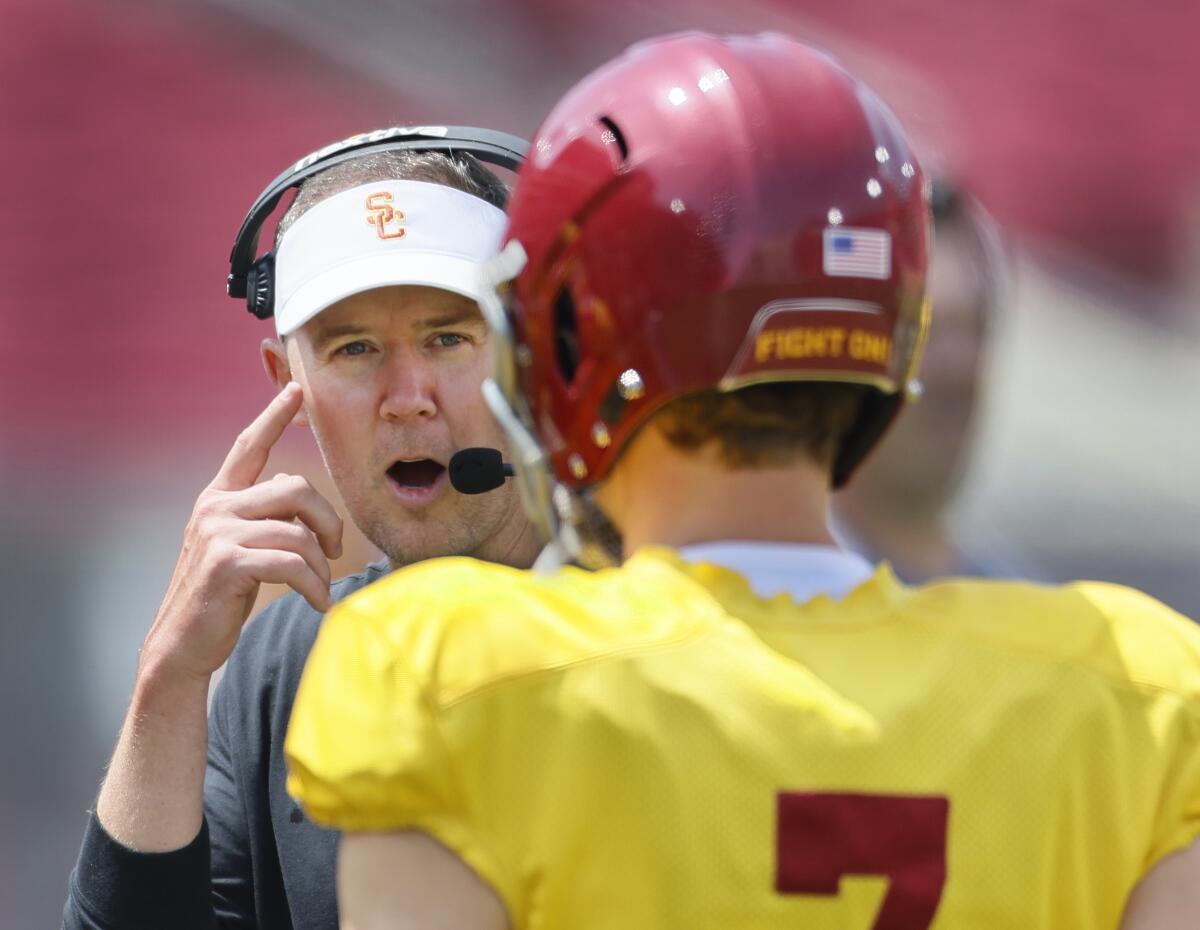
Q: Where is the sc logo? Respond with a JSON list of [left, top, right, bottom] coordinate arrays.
[[365, 191, 406, 240]]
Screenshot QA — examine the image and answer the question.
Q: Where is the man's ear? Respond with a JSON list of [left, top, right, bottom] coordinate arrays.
[[261, 338, 310, 428]]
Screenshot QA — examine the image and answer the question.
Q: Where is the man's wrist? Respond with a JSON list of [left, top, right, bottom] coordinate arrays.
[[132, 648, 214, 711]]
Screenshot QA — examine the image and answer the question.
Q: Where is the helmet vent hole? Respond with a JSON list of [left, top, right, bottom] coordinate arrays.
[[554, 287, 582, 385], [598, 116, 629, 163]]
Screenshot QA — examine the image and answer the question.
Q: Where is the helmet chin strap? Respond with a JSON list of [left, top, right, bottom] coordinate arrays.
[[552, 485, 622, 571]]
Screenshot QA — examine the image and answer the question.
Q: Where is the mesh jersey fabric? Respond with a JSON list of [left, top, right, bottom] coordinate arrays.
[[285, 547, 1200, 929]]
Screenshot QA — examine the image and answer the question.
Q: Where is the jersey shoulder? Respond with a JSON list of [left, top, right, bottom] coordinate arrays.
[[328, 555, 722, 706], [907, 576, 1200, 700]]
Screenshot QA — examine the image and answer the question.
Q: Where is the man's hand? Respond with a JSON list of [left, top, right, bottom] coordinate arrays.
[[140, 382, 343, 683], [96, 384, 343, 852]]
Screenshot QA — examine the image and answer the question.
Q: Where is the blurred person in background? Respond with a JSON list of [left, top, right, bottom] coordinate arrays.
[[835, 179, 1026, 580], [284, 34, 1200, 930], [63, 131, 540, 930]]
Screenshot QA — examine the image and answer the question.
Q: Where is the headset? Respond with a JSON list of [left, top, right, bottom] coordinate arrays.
[[227, 125, 528, 321]]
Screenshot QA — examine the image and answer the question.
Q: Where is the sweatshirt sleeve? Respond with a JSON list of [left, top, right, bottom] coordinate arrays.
[[62, 649, 266, 930], [63, 813, 216, 930], [62, 648, 261, 930]]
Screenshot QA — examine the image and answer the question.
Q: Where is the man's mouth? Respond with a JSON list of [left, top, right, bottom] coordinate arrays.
[[386, 459, 446, 489]]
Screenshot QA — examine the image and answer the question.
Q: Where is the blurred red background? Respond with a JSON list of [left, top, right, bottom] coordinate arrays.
[[2, 1, 1197, 925]]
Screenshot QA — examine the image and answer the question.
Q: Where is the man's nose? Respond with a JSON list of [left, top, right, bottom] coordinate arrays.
[[378, 350, 437, 422]]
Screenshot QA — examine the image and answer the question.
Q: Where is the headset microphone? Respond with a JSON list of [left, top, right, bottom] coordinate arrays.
[[449, 448, 515, 494]]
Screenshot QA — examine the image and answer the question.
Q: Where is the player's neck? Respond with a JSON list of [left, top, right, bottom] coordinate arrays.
[[595, 426, 836, 559]]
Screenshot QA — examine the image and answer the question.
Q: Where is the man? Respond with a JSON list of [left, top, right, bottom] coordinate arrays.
[[835, 180, 1031, 580], [64, 136, 540, 930], [286, 33, 1200, 930]]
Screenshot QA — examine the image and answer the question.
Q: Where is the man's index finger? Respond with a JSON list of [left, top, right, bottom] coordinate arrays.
[[211, 383, 304, 491]]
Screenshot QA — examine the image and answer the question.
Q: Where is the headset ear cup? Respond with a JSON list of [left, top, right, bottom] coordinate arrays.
[[246, 254, 275, 320]]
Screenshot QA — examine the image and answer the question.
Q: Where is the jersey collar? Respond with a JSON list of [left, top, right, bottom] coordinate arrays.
[[676, 541, 875, 603], [628, 544, 906, 629]]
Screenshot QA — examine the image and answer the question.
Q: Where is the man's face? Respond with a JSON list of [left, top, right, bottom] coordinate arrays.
[[284, 284, 539, 567]]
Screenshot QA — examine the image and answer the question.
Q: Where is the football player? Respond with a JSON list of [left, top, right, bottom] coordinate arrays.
[[285, 32, 1200, 930]]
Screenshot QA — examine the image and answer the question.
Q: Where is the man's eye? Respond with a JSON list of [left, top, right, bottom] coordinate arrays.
[[433, 333, 467, 348], [337, 341, 370, 357]]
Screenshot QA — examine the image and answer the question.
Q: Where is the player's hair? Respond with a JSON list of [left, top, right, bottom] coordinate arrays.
[[274, 150, 509, 249], [655, 381, 869, 472]]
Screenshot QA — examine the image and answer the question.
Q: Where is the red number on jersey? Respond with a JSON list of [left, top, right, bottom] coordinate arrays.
[[776, 791, 950, 930]]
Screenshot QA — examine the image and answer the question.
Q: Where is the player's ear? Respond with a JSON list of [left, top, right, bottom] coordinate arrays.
[[261, 338, 310, 428]]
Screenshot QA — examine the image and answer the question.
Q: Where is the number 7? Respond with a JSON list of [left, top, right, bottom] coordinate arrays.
[[776, 792, 950, 930]]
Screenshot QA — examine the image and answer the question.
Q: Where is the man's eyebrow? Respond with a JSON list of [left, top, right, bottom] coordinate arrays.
[[414, 306, 486, 329]]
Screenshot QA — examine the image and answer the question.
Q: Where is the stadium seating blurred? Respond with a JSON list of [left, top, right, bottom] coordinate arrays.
[[1, 0, 1197, 925]]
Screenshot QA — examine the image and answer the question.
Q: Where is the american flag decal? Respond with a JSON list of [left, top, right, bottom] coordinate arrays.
[[823, 227, 892, 279]]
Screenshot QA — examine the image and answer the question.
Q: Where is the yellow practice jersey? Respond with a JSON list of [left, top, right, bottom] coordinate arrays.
[[286, 548, 1200, 930]]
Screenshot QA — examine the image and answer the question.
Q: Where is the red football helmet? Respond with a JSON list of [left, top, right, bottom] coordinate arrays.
[[480, 31, 930, 552]]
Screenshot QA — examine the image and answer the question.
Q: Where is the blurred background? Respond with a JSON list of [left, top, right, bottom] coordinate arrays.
[[2, 0, 1198, 925]]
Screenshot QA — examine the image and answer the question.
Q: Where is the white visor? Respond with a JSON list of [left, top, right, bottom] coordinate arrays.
[[273, 179, 507, 336]]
